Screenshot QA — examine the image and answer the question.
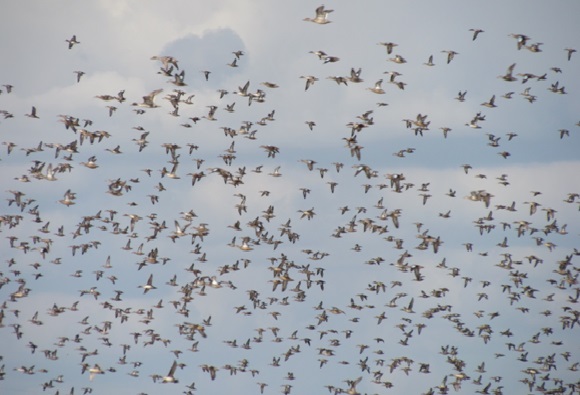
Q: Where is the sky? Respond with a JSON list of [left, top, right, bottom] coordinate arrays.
[[1, 1, 579, 394]]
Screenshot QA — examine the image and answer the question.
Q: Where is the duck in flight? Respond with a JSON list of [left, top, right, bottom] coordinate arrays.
[[66, 35, 80, 49], [25, 106, 39, 119], [304, 5, 334, 24], [162, 360, 179, 383], [139, 274, 157, 294], [469, 28, 484, 41], [132, 89, 163, 108]]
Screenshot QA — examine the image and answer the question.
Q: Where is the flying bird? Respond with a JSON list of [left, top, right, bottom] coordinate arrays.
[[304, 5, 334, 24], [139, 274, 157, 294], [469, 28, 484, 41], [66, 35, 80, 49]]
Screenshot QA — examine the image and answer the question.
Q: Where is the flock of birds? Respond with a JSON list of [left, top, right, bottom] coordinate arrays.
[[1, 4, 579, 395]]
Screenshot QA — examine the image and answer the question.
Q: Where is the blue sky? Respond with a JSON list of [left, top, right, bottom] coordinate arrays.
[[1, 1, 579, 394]]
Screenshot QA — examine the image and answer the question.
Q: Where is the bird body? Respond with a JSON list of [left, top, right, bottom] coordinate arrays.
[[304, 5, 334, 24], [66, 35, 80, 49]]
